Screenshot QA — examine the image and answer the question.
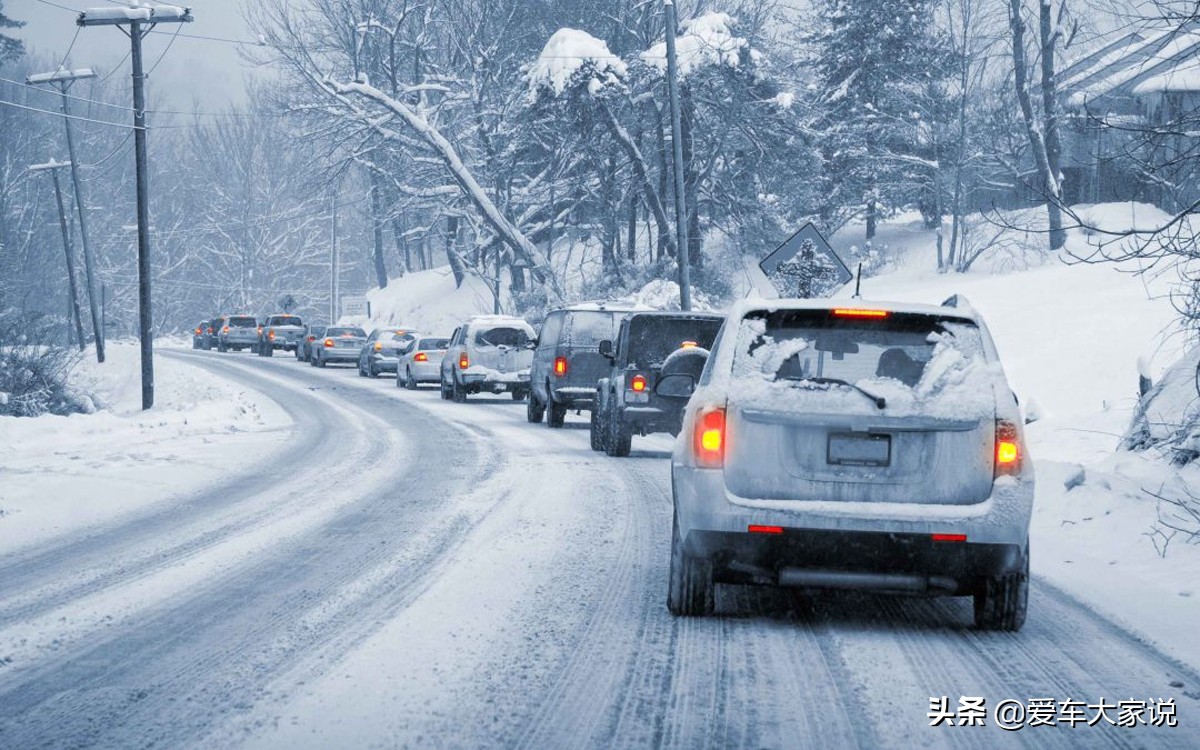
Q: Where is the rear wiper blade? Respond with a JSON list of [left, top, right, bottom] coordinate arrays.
[[779, 376, 887, 409]]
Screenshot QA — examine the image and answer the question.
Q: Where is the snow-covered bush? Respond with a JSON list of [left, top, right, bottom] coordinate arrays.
[[0, 309, 89, 418], [1125, 348, 1200, 465]]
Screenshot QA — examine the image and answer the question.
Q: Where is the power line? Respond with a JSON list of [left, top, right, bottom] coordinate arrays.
[[0, 97, 139, 129], [146, 24, 183, 75], [32, 0, 79, 12], [1, 77, 288, 119]]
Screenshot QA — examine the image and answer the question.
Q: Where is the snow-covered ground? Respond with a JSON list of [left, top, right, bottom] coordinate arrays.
[[0, 341, 292, 555]]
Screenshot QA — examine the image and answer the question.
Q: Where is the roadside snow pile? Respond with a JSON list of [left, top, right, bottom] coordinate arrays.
[[630, 279, 719, 311], [529, 29, 626, 95], [1125, 348, 1200, 463], [356, 267, 498, 336], [641, 13, 751, 75], [0, 342, 291, 553]]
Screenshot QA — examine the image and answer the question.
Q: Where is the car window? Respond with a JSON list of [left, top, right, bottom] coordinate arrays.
[[385, 331, 416, 343], [326, 327, 366, 337], [625, 316, 722, 369], [733, 310, 984, 388], [419, 338, 449, 350], [230, 317, 256, 327], [537, 312, 564, 349], [564, 311, 618, 347], [269, 316, 301, 326], [309, 326, 326, 336], [474, 326, 531, 348]]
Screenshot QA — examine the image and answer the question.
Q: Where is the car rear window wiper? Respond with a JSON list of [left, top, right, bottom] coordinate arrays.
[[778, 376, 886, 409]]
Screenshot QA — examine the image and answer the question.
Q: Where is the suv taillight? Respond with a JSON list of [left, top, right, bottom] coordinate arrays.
[[306, 335, 315, 342], [324, 338, 334, 348], [694, 407, 726, 469], [207, 327, 213, 334], [268, 330, 276, 340], [222, 325, 229, 334], [195, 327, 201, 335], [994, 419, 1021, 477], [459, 353, 469, 369], [630, 374, 647, 392], [554, 356, 568, 377]]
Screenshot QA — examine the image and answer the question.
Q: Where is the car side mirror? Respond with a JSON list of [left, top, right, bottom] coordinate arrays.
[[599, 339, 614, 359], [654, 373, 696, 399]]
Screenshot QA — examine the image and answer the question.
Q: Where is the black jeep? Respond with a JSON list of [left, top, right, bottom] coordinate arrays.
[[591, 311, 724, 457]]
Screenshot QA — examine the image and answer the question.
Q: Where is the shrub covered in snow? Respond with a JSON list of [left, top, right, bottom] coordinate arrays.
[[0, 309, 92, 418], [1125, 348, 1200, 464]]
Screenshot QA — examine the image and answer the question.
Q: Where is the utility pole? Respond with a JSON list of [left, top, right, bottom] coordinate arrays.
[[27, 67, 105, 363], [30, 159, 86, 351], [663, 0, 692, 311], [78, 3, 193, 410], [330, 192, 340, 322]]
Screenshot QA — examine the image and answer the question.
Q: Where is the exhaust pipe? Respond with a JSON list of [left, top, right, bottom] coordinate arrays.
[[778, 567, 957, 594]]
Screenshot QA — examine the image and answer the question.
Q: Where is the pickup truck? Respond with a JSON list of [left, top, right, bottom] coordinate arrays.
[[257, 314, 305, 357]]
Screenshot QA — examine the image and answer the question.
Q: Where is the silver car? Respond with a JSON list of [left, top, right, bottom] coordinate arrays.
[[440, 316, 535, 402], [666, 298, 1033, 631], [358, 328, 418, 378], [216, 315, 259, 352], [397, 336, 449, 389], [310, 326, 367, 368]]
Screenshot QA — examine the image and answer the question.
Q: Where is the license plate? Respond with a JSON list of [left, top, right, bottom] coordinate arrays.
[[827, 433, 891, 467]]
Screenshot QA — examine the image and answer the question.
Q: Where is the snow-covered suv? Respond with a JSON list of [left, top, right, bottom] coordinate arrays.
[[667, 297, 1033, 631], [440, 315, 536, 402]]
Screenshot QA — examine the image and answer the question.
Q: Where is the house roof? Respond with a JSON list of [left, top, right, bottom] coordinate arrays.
[[1060, 22, 1200, 109]]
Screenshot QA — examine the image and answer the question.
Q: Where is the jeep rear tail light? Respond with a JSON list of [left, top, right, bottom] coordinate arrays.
[[694, 407, 726, 468], [324, 338, 334, 348], [459, 353, 469, 369], [630, 374, 647, 392], [995, 419, 1021, 476], [414, 352, 428, 362], [554, 356, 568, 376]]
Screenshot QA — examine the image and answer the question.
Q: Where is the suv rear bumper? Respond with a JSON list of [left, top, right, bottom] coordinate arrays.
[[550, 385, 597, 408], [673, 467, 1033, 591], [619, 404, 682, 435]]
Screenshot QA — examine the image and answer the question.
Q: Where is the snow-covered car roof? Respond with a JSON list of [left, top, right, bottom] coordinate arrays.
[[558, 299, 654, 312], [726, 296, 980, 323], [465, 314, 535, 328]]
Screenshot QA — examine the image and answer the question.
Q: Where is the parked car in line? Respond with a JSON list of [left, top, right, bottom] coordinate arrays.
[[257, 314, 305, 357], [591, 311, 724, 456], [440, 315, 536, 402], [358, 328, 418, 378], [310, 326, 367, 368], [528, 301, 644, 428], [398, 335, 450, 389], [216, 315, 259, 352], [192, 320, 210, 349], [295, 325, 327, 362], [665, 297, 1033, 631]]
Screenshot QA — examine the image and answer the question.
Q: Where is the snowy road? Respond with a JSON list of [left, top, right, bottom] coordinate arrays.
[[1, 350, 1197, 748]]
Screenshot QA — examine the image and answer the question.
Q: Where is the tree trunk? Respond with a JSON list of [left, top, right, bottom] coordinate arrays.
[[390, 213, 409, 276], [445, 216, 464, 287], [654, 104, 672, 261], [599, 102, 676, 261], [369, 167, 389, 288], [1039, 0, 1067, 251], [681, 85, 702, 269]]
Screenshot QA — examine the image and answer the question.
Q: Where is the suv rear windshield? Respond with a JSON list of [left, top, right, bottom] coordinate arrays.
[[268, 316, 301, 326], [474, 326, 531, 348], [419, 338, 449, 350], [326, 327, 366, 337], [565, 311, 620, 347], [733, 309, 984, 388], [230, 317, 257, 327], [626, 315, 722, 369]]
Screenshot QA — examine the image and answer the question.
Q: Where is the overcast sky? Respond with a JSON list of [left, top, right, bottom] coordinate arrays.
[[12, 0, 261, 111]]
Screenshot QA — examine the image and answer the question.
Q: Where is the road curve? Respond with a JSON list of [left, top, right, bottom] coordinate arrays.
[[0, 348, 1197, 749]]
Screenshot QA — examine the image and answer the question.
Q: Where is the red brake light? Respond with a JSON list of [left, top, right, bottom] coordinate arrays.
[[694, 407, 726, 468], [306, 335, 315, 342], [257, 325, 263, 335], [630, 374, 647, 392], [459, 353, 469, 369], [748, 525, 783, 535], [995, 420, 1021, 475], [268, 330, 276, 340], [932, 533, 967, 542], [222, 326, 229, 334], [207, 327, 213, 334], [414, 352, 428, 362], [554, 356, 568, 377], [324, 338, 334, 348], [195, 327, 201, 335], [832, 308, 889, 319]]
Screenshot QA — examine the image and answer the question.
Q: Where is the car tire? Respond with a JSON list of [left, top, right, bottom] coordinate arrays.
[[527, 393, 545, 423], [589, 406, 605, 451], [973, 545, 1029, 632], [667, 510, 714, 616], [605, 402, 632, 457], [440, 376, 452, 400], [317, 355, 327, 368], [368, 361, 379, 378], [451, 375, 467, 403], [264, 344, 273, 358], [547, 397, 566, 429], [407, 368, 419, 390], [512, 388, 527, 401]]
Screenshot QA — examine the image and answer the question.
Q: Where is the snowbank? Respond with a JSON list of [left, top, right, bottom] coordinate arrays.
[[354, 267, 500, 336], [0, 342, 291, 554]]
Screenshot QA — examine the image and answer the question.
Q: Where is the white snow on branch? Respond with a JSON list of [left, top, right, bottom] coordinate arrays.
[[529, 28, 627, 96], [641, 13, 749, 76]]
